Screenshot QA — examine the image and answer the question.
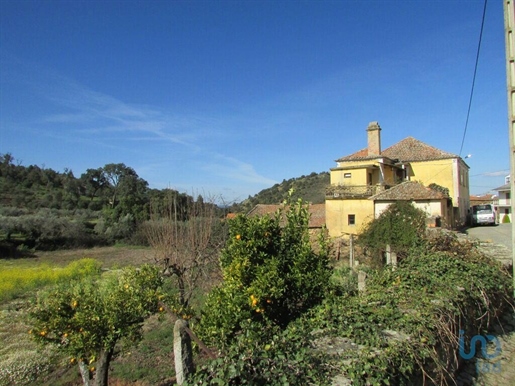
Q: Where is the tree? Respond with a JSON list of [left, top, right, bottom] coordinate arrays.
[[143, 192, 227, 308], [357, 201, 427, 265], [30, 265, 162, 386], [102, 163, 138, 209], [0, 153, 15, 178], [80, 168, 108, 203], [197, 199, 332, 348]]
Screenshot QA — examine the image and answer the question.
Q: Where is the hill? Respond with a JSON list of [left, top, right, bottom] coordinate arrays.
[[233, 171, 330, 213]]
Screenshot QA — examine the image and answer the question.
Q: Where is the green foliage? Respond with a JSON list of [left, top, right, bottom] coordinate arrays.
[[307, 230, 513, 385], [109, 315, 177, 384], [0, 208, 109, 253], [502, 214, 510, 223], [197, 199, 331, 348], [357, 201, 427, 264], [0, 153, 221, 251], [427, 183, 449, 197], [233, 171, 330, 213], [29, 265, 162, 384], [187, 319, 331, 385]]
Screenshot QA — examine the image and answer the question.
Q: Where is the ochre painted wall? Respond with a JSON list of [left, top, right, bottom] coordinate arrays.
[[409, 159, 455, 199], [409, 158, 470, 224], [331, 164, 371, 186], [331, 168, 369, 186], [327, 157, 470, 233], [325, 199, 374, 237]]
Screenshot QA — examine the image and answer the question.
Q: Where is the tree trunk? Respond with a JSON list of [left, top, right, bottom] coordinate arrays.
[[94, 346, 114, 386], [78, 360, 91, 386], [171, 264, 187, 307]]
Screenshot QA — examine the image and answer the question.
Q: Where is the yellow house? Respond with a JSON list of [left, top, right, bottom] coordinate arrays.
[[325, 122, 470, 237]]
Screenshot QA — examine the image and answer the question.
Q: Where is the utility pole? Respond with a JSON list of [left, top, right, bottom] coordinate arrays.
[[503, 0, 515, 297]]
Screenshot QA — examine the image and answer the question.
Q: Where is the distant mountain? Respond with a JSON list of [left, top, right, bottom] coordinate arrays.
[[232, 172, 330, 213]]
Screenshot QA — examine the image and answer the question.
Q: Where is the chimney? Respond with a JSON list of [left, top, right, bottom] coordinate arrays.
[[367, 121, 381, 156]]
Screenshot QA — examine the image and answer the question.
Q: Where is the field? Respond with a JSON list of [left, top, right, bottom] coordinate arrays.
[[20, 244, 154, 268], [0, 246, 178, 386]]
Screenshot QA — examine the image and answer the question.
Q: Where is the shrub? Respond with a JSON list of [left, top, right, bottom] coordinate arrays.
[[357, 201, 427, 266], [187, 319, 330, 385], [197, 199, 331, 348], [307, 231, 513, 385]]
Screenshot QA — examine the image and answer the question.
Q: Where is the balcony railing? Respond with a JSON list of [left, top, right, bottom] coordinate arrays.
[[497, 198, 511, 206], [326, 184, 391, 199]]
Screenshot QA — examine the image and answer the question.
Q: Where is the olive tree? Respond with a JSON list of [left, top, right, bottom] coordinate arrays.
[[30, 265, 162, 386]]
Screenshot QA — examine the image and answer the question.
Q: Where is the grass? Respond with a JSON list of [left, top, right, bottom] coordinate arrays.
[[34, 245, 153, 269], [0, 301, 178, 386], [0, 258, 101, 302], [0, 300, 60, 386], [0, 245, 177, 386], [110, 314, 177, 385]]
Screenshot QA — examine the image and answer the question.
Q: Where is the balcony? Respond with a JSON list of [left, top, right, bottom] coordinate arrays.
[[497, 198, 511, 206], [325, 184, 391, 199]]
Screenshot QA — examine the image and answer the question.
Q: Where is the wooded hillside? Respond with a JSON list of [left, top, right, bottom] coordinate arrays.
[[232, 171, 330, 213], [0, 153, 328, 254]]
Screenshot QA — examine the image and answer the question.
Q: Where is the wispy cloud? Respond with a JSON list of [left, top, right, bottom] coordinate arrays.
[[39, 78, 201, 148], [1, 52, 282, 199], [201, 153, 278, 186], [473, 170, 510, 177]]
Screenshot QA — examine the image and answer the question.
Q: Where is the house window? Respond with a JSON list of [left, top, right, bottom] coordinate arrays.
[[348, 214, 356, 225], [344, 173, 352, 178], [507, 192, 511, 200]]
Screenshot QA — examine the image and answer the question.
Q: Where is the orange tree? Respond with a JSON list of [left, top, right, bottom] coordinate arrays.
[[197, 199, 332, 348], [29, 265, 162, 386]]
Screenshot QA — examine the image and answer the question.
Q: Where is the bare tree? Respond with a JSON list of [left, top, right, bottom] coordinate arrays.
[[143, 191, 228, 307]]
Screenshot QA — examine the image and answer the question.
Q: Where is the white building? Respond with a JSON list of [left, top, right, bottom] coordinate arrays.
[[494, 176, 511, 223]]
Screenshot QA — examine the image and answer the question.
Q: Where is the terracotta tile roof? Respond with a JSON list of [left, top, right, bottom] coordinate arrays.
[[336, 148, 376, 162], [336, 137, 458, 163], [247, 203, 326, 228], [246, 204, 282, 217], [369, 181, 448, 201], [382, 137, 458, 162], [470, 194, 496, 203], [308, 203, 326, 228]]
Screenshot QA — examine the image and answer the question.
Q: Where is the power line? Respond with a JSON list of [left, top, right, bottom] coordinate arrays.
[[458, 0, 488, 157]]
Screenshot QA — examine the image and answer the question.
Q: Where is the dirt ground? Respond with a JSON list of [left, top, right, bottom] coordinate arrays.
[[31, 245, 155, 269]]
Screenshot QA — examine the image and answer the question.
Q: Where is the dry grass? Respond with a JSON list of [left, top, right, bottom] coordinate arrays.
[[31, 245, 154, 269], [0, 300, 60, 386]]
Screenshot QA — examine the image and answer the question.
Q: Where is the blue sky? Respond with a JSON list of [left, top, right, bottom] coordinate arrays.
[[0, 0, 511, 202]]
